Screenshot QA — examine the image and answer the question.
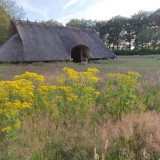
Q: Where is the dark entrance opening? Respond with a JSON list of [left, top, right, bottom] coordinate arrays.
[[71, 47, 81, 62], [71, 45, 90, 63]]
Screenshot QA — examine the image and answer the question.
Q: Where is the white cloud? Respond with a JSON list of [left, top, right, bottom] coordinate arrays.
[[57, 11, 85, 24], [59, 0, 160, 24], [16, 0, 50, 20], [57, 14, 75, 24], [80, 0, 85, 5], [63, 0, 79, 10], [83, 0, 160, 20]]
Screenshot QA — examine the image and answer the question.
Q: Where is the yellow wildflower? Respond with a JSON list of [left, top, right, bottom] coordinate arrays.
[[14, 71, 44, 82], [89, 77, 99, 82], [57, 78, 64, 83], [0, 109, 3, 114], [56, 96, 62, 99], [87, 68, 99, 73], [22, 102, 32, 109], [95, 92, 100, 95], [1, 126, 12, 132], [67, 97, 73, 101], [14, 120, 21, 129], [127, 71, 141, 77]]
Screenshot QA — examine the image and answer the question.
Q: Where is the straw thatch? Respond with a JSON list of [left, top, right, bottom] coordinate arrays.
[[0, 20, 116, 62]]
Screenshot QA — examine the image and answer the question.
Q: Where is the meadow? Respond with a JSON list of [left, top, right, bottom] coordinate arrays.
[[0, 55, 160, 160]]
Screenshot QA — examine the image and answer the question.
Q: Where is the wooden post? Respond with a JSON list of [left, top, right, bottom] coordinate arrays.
[[80, 48, 82, 62]]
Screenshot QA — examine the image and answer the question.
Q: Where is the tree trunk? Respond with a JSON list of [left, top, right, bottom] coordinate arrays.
[[117, 44, 119, 50], [141, 42, 144, 50], [109, 43, 111, 49], [129, 42, 131, 50]]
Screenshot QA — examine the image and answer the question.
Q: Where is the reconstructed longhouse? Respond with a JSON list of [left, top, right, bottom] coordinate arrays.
[[0, 20, 116, 62]]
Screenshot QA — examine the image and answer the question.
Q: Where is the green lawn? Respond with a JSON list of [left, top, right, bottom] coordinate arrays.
[[0, 55, 159, 82]]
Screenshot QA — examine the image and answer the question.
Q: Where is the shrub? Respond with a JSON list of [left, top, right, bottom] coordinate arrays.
[[113, 49, 160, 56]]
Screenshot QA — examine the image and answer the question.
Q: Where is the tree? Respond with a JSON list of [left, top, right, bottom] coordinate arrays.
[[152, 29, 160, 50], [150, 9, 160, 30], [122, 18, 135, 50], [94, 20, 107, 42], [131, 11, 152, 50], [0, 6, 10, 46], [136, 28, 154, 50], [0, 0, 25, 46], [106, 16, 127, 50], [0, 0, 25, 19], [40, 19, 63, 26], [66, 19, 95, 29]]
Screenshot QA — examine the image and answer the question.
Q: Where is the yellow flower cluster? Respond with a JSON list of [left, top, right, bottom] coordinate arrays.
[[1, 126, 12, 132], [0, 68, 142, 136], [89, 77, 99, 82], [127, 71, 141, 78], [14, 120, 21, 129], [95, 92, 100, 95], [14, 71, 44, 83], [0, 72, 45, 133], [37, 85, 56, 95], [105, 72, 141, 84], [104, 70, 143, 119], [58, 86, 73, 92], [62, 67, 79, 80], [105, 73, 128, 78], [87, 68, 99, 73], [56, 78, 64, 84], [83, 86, 95, 92], [0, 69, 101, 135], [2, 100, 32, 117], [79, 68, 99, 83]]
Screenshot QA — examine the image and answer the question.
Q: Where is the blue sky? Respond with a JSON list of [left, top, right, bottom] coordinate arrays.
[[16, 0, 160, 24]]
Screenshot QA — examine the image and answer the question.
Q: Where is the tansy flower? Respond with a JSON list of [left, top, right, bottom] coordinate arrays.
[[95, 92, 100, 95], [57, 78, 64, 83], [0, 109, 3, 114], [89, 77, 99, 82], [56, 96, 62, 99], [1, 126, 12, 132], [14, 120, 21, 129], [87, 68, 99, 73]]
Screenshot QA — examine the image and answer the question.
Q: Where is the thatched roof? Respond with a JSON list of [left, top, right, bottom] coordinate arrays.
[[0, 20, 116, 62]]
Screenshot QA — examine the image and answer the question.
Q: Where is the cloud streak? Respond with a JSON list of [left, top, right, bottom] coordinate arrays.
[[63, 0, 79, 10], [16, 0, 50, 20]]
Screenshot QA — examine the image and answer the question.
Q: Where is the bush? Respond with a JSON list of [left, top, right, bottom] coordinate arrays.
[[113, 49, 160, 56]]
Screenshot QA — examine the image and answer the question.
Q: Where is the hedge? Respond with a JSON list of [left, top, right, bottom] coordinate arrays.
[[113, 50, 160, 56]]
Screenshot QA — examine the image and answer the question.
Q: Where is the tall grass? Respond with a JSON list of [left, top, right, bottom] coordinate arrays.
[[0, 66, 160, 159]]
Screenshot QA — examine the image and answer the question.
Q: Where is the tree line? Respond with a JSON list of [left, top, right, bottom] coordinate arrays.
[[0, 0, 25, 46], [0, 0, 160, 52], [66, 9, 160, 51]]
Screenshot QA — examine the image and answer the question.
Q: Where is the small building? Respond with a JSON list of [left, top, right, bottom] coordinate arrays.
[[0, 20, 116, 62]]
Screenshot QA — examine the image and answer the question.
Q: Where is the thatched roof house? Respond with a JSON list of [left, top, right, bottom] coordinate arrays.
[[0, 20, 116, 62]]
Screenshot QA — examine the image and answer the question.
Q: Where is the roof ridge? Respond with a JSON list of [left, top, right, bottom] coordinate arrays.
[[11, 19, 95, 31]]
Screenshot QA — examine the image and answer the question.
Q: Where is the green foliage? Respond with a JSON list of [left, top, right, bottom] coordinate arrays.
[[0, 0, 25, 19], [113, 49, 160, 55], [103, 71, 145, 119], [66, 18, 96, 29], [39, 19, 63, 26], [66, 8, 160, 52], [0, 0, 26, 46], [0, 6, 10, 46]]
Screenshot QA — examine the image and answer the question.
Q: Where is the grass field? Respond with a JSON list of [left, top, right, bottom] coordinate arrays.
[[1, 55, 160, 160], [0, 55, 160, 82]]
